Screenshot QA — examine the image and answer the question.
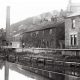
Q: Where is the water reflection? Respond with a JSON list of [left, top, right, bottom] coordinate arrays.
[[0, 67, 4, 80], [9, 62, 50, 80], [0, 62, 79, 80], [9, 69, 36, 80], [0, 63, 50, 80]]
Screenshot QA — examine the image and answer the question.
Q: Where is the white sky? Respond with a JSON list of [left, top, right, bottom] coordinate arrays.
[[0, 0, 80, 29]]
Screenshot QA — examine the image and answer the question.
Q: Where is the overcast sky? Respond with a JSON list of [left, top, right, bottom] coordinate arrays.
[[0, 0, 80, 29]]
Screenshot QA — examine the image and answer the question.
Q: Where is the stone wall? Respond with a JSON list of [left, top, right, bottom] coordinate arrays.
[[65, 16, 80, 48]]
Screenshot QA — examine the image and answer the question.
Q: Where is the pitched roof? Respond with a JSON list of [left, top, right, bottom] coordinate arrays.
[[67, 11, 80, 18], [12, 20, 64, 36]]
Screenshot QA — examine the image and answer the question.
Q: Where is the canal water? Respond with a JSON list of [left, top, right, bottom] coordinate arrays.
[[0, 62, 80, 80], [0, 62, 50, 80]]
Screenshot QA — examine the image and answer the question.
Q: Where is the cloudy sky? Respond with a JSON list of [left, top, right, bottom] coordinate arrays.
[[0, 0, 80, 29]]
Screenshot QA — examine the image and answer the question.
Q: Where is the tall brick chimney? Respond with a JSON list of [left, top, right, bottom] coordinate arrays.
[[67, 0, 72, 12], [6, 6, 10, 42]]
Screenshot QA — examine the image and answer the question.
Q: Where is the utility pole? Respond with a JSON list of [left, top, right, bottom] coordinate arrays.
[[5, 6, 10, 80]]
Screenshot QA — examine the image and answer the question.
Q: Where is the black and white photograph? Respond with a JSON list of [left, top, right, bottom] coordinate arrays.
[[0, 0, 80, 80]]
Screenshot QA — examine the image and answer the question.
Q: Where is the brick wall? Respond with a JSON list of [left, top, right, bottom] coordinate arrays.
[[22, 28, 57, 48], [22, 26, 65, 48], [21, 22, 65, 48]]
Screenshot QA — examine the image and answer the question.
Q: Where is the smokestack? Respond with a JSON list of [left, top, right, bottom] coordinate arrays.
[[5, 6, 10, 80], [6, 6, 10, 42], [69, 0, 72, 4], [67, 0, 72, 12]]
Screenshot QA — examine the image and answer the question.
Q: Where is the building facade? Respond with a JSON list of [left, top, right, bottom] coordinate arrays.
[[65, 0, 80, 49], [65, 12, 80, 48], [22, 21, 65, 48]]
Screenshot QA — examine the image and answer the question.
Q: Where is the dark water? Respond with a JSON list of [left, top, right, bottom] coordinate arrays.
[[0, 62, 80, 80], [9, 62, 50, 80], [9, 62, 80, 80]]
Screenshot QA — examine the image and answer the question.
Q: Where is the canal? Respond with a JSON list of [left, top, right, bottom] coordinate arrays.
[[0, 61, 80, 80], [0, 62, 50, 80]]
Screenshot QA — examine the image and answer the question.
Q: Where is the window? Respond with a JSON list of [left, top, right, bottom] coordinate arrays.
[[47, 41, 49, 47], [33, 32, 36, 37], [36, 31, 39, 35], [49, 29, 52, 34], [70, 34, 77, 46], [74, 35, 77, 46], [70, 35, 73, 46], [31, 32, 36, 37], [72, 19, 75, 29]]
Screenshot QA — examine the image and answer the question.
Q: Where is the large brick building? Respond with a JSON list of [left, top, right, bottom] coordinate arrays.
[[10, 9, 65, 48], [11, 20, 65, 48], [22, 21, 65, 48]]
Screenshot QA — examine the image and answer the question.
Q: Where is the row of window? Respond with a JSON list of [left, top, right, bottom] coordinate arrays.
[[31, 29, 53, 37], [70, 34, 77, 46], [23, 39, 55, 48]]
